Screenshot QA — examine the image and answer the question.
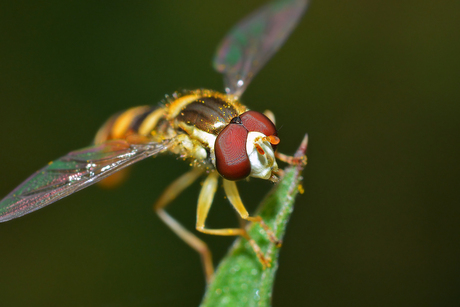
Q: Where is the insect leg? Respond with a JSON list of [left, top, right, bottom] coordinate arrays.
[[196, 172, 247, 235], [275, 151, 307, 166], [221, 179, 280, 268], [195, 172, 251, 234], [153, 168, 215, 282], [195, 173, 273, 266], [223, 180, 280, 244]]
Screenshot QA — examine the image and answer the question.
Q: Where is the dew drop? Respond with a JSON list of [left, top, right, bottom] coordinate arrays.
[[253, 290, 261, 301]]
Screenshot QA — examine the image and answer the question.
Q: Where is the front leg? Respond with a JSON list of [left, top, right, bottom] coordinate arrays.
[[195, 173, 272, 268], [275, 151, 307, 166], [224, 179, 280, 268], [195, 172, 245, 236], [223, 180, 281, 247]]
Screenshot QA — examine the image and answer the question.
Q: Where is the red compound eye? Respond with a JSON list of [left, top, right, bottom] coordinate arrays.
[[240, 110, 277, 137], [240, 110, 278, 151], [215, 123, 250, 181]]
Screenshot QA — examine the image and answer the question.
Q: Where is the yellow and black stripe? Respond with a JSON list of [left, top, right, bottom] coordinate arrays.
[[94, 106, 164, 144], [94, 90, 246, 145]]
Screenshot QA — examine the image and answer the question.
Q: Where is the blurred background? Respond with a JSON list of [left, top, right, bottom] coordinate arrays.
[[0, 1, 459, 306]]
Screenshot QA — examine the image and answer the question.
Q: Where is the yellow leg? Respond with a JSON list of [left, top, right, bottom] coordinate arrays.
[[154, 168, 215, 283], [223, 180, 280, 244], [195, 172, 246, 236], [195, 173, 278, 268], [224, 179, 282, 267]]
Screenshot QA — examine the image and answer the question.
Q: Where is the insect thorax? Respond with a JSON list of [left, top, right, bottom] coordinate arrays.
[[167, 90, 247, 167]]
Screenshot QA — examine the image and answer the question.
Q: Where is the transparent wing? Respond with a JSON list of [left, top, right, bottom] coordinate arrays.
[[0, 139, 170, 222], [213, 0, 309, 97]]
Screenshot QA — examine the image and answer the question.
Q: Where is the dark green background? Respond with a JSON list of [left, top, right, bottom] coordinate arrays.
[[1, 1, 459, 306]]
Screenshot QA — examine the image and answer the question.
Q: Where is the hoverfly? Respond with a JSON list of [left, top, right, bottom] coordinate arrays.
[[0, 0, 308, 283]]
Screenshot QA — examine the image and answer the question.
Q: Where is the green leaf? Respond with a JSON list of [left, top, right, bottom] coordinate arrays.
[[200, 135, 308, 307]]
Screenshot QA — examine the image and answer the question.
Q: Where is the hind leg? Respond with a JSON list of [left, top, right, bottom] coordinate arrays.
[[154, 168, 214, 283]]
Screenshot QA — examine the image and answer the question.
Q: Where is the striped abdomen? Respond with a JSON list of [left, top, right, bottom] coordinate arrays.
[[94, 106, 169, 144]]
